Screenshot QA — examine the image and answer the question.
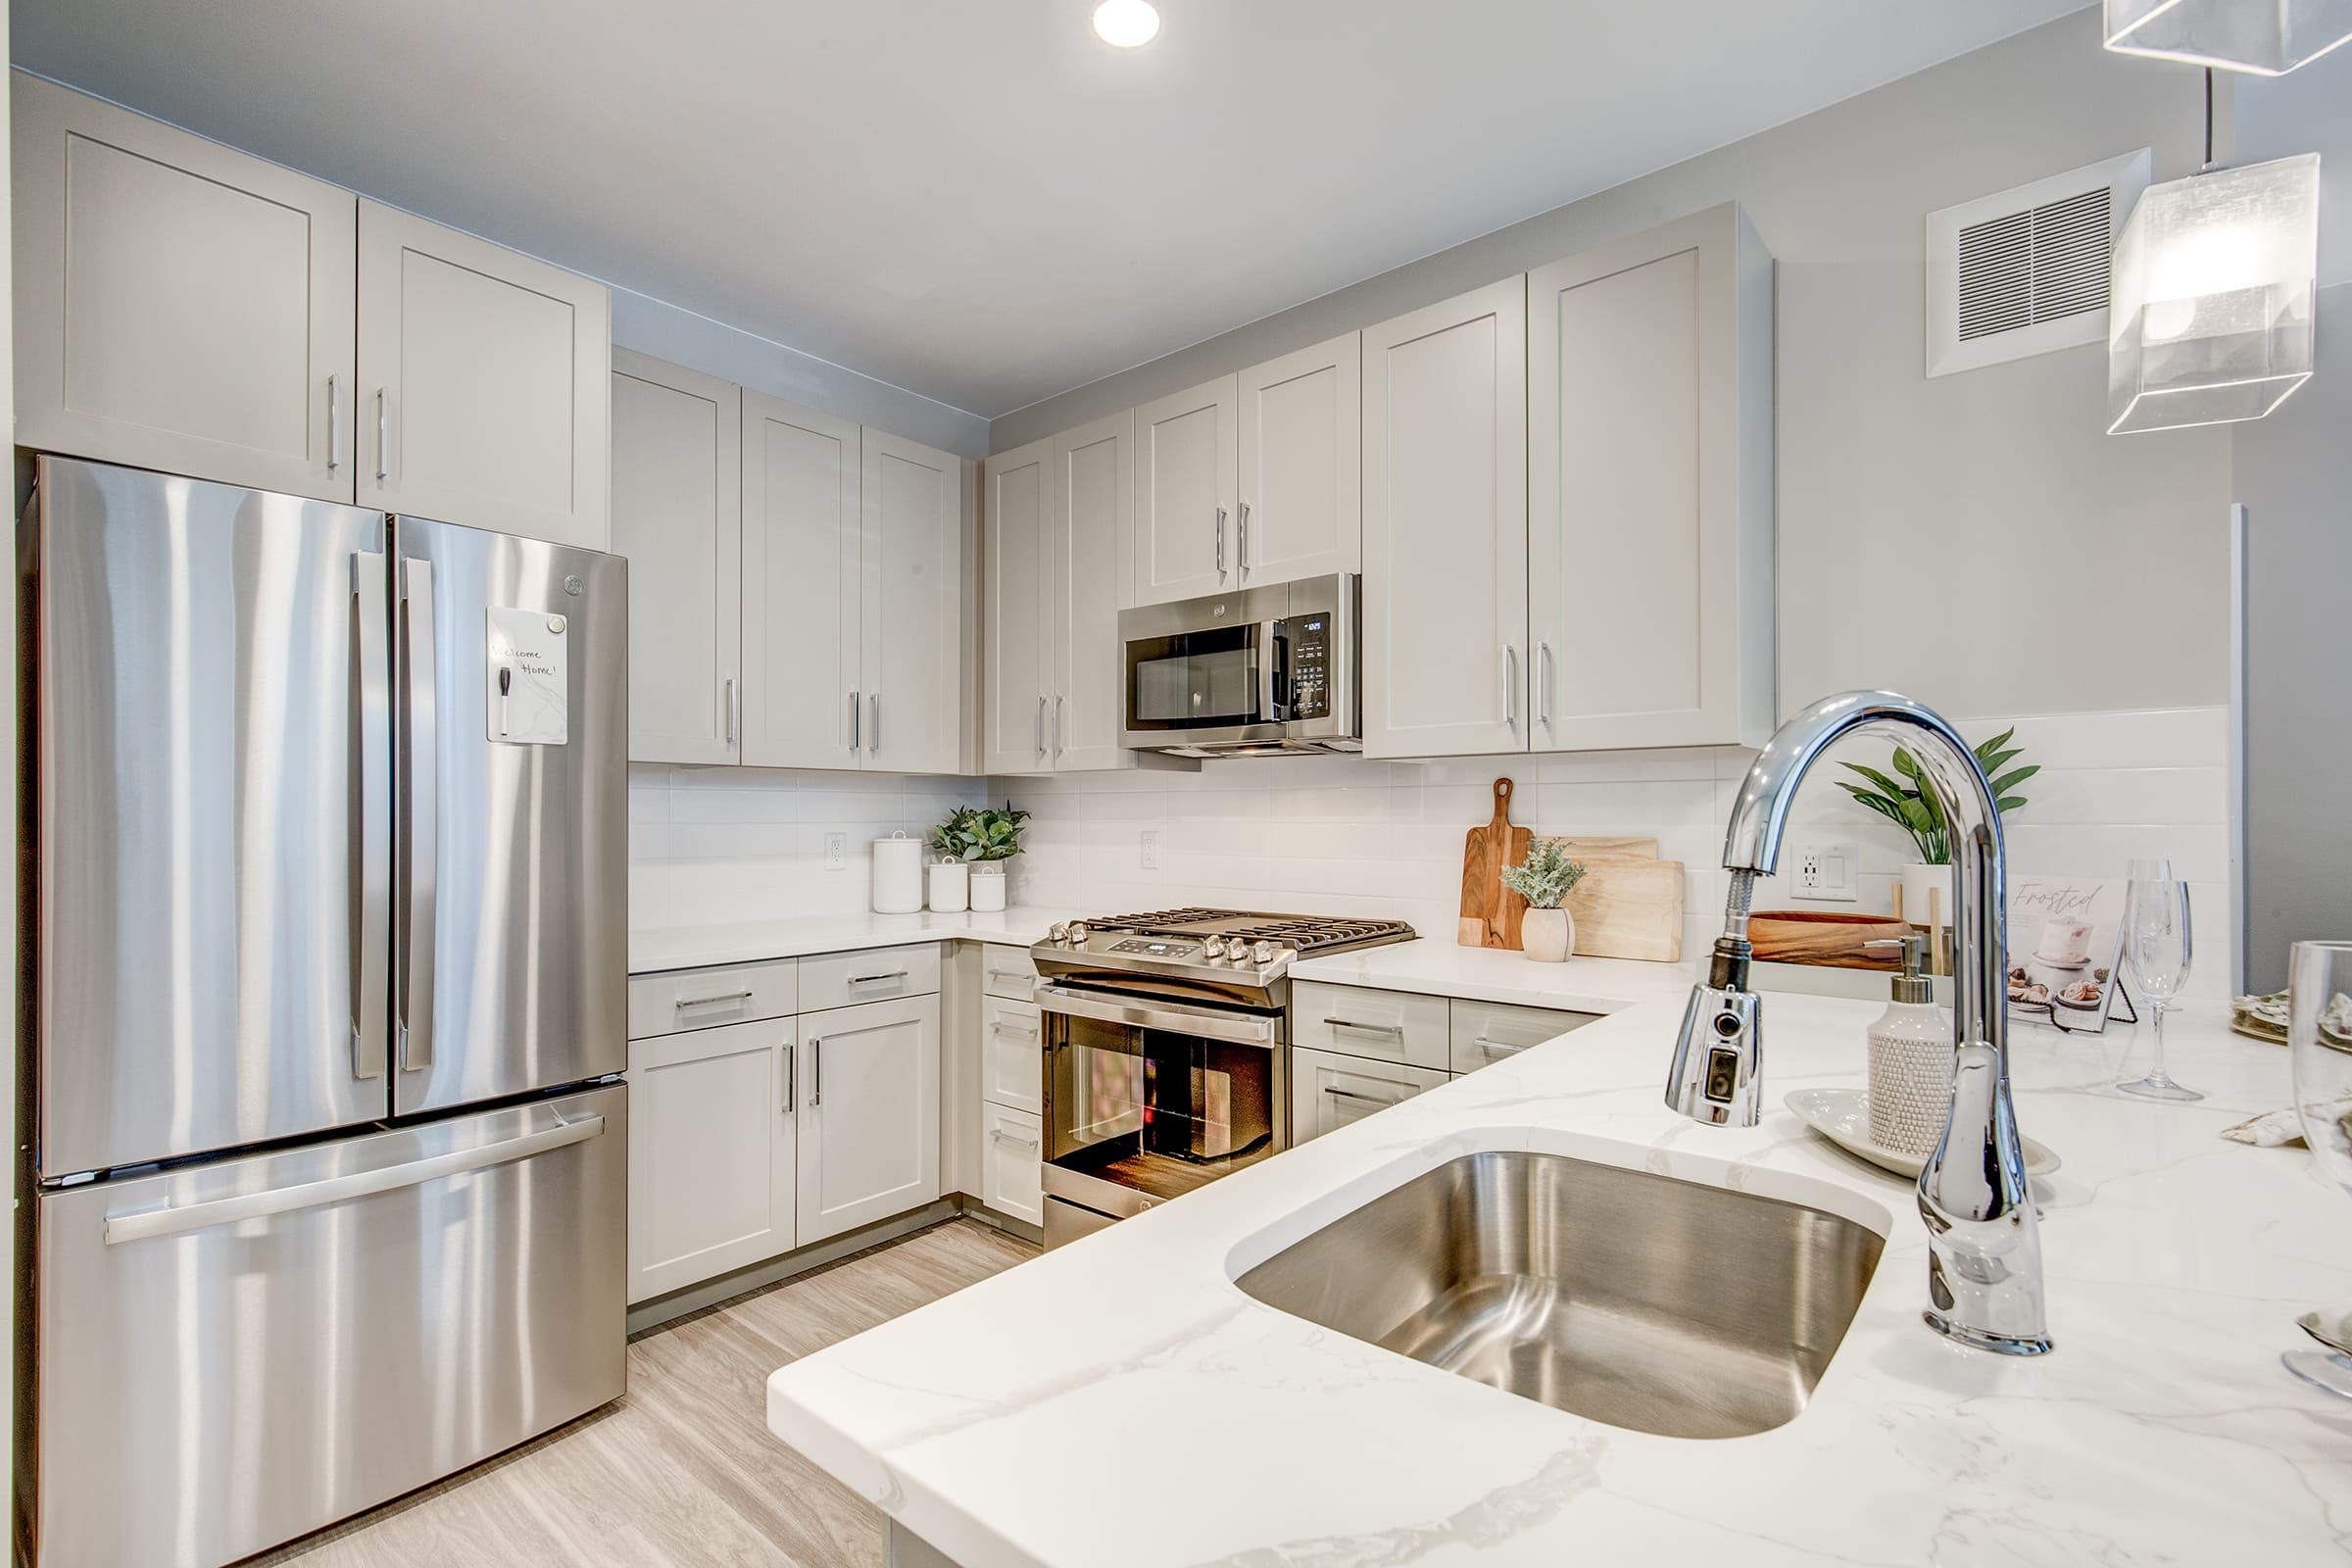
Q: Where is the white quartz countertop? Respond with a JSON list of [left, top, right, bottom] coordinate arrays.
[[628, 906, 1064, 973], [764, 975, 2350, 1567]]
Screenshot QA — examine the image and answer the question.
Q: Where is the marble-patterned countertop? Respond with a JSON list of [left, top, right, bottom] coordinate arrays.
[[764, 982, 2349, 1567], [628, 906, 1063, 973]]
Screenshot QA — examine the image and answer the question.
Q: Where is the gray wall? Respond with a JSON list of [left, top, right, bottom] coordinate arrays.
[[991, 10, 2234, 723], [2231, 45, 2352, 991], [612, 285, 989, 460]]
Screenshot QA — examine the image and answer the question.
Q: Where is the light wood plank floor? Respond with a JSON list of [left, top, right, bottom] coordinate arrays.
[[249, 1218, 1039, 1568]]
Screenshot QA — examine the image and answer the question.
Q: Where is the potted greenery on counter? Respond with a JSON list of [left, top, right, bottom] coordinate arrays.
[[1838, 728, 2036, 924], [930, 804, 1031, 912], [1501, 839, 1590, 963]]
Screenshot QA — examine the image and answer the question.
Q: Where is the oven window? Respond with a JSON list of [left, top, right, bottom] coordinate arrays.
[[1047, 1011, 1282, 1204], [1127, 624, 1261, 730]]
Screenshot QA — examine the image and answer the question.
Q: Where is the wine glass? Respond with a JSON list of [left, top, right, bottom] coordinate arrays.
[[2284, 941, 2352, 1397], [2116, 858, 2199, 1101]]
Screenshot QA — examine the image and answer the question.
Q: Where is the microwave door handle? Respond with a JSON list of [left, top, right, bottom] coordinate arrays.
[[1259, 619, 1290, 722], [398, 555, 437, 1074]]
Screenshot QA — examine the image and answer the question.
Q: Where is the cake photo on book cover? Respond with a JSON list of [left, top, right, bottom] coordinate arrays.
[[2007, 876, 2130, 1034]]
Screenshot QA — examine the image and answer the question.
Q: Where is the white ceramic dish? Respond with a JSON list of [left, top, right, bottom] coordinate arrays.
[[1785, 1087, 2060, 1180]]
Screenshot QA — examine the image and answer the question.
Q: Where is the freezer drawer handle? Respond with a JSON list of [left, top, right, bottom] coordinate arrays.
[[102, 1114, 606, 1246]]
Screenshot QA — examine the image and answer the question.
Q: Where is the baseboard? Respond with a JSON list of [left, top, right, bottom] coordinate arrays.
[[624, 1192, 1040, 1336]]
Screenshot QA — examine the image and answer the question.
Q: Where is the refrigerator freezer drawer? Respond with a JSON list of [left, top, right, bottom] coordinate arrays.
[[29, 1084, 627, 1568]]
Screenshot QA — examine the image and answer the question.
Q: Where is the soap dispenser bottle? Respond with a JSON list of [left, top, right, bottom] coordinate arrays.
[[1864, 933, 1952, 1157]]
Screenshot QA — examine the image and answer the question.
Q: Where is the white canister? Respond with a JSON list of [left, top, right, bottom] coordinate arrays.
[[928, 859, 969, 913], [871, 831, 922, 913], [970, 861, 1007, 911]]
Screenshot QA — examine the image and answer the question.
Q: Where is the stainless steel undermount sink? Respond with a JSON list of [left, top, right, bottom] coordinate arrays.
[[1234, 1151, 1885, 1439]]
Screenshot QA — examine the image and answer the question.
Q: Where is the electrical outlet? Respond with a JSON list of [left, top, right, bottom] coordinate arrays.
[[824, 832, 848, 870], [1140, 830, 1161, 871], [1790, 840, 1857, 902]]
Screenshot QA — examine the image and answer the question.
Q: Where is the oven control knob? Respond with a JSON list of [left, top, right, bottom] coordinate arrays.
[[1066, 922, 1090, 945], [1251, 940, 1278, 965], [1048, 922, 1069, 945]]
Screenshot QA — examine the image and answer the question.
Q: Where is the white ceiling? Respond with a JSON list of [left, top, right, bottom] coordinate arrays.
[[14, 0, 2087, 418]]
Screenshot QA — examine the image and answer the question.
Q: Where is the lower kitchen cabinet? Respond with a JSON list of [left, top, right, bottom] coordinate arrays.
[[980, 1102, 1045, 1228], [979, 994, 1043, 1114], [626, 1016, 797, 1304], [1291, 1046, 1450, 1144], [798, 994, 943, 1245]]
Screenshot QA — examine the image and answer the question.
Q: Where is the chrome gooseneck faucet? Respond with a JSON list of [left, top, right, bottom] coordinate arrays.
[[1665, 690, 2051, 1356]]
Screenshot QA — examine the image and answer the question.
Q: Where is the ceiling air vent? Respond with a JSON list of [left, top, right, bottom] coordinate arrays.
[[1926, 149, 2151, 377]]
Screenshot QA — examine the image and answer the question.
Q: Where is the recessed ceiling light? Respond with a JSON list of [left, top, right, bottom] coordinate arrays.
[[1093, 0, 1160, 48]]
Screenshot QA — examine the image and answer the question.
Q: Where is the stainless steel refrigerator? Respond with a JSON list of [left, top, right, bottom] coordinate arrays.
[[22, 456, 630, 1567]]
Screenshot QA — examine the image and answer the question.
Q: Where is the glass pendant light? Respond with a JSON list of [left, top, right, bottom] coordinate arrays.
[[2107, 72, 2321, 434], [2105, 0, 2352, 75]]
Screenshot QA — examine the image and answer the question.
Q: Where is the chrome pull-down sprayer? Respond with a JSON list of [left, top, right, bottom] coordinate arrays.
[[1665, 690, 2051, 1356]]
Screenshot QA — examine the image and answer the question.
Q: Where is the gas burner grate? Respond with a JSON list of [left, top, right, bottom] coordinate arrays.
[[1083, 907, 1416, 956]]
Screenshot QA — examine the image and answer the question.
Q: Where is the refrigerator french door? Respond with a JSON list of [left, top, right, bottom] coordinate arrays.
[[24, 456, 629, 1568]]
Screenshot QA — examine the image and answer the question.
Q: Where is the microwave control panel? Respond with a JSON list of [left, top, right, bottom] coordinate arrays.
[[1285, 615, 1331, 719]]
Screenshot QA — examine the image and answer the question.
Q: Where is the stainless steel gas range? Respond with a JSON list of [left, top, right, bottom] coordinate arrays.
[[1031, 908, 1416, 1247]]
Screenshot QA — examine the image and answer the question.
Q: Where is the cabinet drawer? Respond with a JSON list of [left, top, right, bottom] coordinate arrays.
[[1291, 1047, 1450, 1145], [980, 996, 1043, 1114], [979, 944, 1039, 1001], [799, 944, 941, 1012], [1292, 981, 1449, 1070], [980, 1103, 1044, 1228], [627, 958, 798, 1040], [1448, 999, 1600, 1075]]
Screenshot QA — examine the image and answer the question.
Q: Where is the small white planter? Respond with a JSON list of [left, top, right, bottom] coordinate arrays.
[[969, 860, 1007, 911], [1522, 906, 1574, 963], [927, 860, 969, 913], [1899, 861, 1950, 928]]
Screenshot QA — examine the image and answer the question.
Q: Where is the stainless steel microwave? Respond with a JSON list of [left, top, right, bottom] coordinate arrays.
[[1119, 572, 1360, 757]]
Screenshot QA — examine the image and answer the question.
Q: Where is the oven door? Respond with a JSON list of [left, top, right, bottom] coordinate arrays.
[[1037, 984, 1287, 1229]]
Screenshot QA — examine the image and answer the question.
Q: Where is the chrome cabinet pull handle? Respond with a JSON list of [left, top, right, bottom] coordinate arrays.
[[327, 373, 344, 472], [374, 388, 389, 482], [674, 990, 754, 1009], [781, 1043, 796, 1113], [1322, 1016, 1403, 1037], [1324, 1086, 1404, 1108], [1501, 645, 1519, 729], [725, 676, 738, 746], [1035, 695, 1047, 758], [1053, 695, 1064, 757], [990, 1019, 1039, 1039], [868, 693, 880, 755], [849, 969, 908, 986], [1475, 1036, 1530, 1057], [849, 690, 861, 751], [1215, 507, 1227, 577], [810, 1039, 822, 1107], [986, 968, 1029, 985], [990, 1128, 1040, 1151], [1237, 500, 1250, 580]]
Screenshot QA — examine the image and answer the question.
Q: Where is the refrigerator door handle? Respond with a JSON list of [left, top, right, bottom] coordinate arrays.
[[102, 1113, 606, 1246], [350, 550, 391, 1081], [398, 554, 438, 1074]]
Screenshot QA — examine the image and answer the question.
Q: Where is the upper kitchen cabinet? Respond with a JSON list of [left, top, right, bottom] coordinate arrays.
[[1048, 411, 1141, 771], [859, 429, 968, 776], [1238, 333, 1362, 588], [611, 350, 741, 765], [1132, 373, 1238, 606], [741, 390, 862, 770], [358, 200, 611, 549], [13, 72, 357, 502], [1527, 204, 1775, 751], [983, 436, 1053, 775], [1361, 276, 1528, 760]]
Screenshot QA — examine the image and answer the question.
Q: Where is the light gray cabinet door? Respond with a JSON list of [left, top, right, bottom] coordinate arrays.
[[611, 350, 741, 765], [1290, 1047, 1449, 1144], [741, 389, 861, 769], [860, 429, 965, 775], [1050, 409, 1138, 771], [13, 73, 357, 501], [1362, 276, 1529, 760], [984, 437, 1053, 775], [1133, 373, 1238, 606], [1527, 204, 1776, 752], [1239, 333, 1361, 589], [798, 996, 942, 1245], [626, 1017, 795, 1303], [358, 200, 610, 549]]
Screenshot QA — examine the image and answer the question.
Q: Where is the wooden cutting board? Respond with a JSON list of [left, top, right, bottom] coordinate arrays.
[[1457, 778, 1532, 950], [1563, 852, 1685, 962]]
